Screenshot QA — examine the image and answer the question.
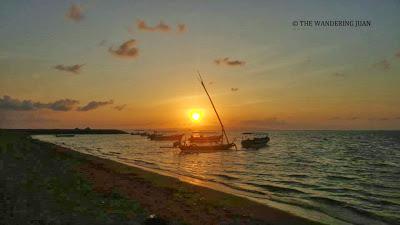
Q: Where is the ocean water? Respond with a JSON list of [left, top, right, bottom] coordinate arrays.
[[33, 131, 400, 225]]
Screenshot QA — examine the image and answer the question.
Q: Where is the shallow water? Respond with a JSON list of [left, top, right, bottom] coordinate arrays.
[[33, 131, 400, 225]]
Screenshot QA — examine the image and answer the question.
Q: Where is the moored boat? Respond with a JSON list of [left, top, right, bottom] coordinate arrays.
[[55, 134, 75, 137], [241, 132, 270, 149], [130, 131, 149, 136], [178, 72, 236, 153], [179, 142, 235, 153], [188, 134, 222, 143]]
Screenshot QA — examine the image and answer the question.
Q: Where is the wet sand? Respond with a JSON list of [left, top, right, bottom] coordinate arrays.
[[0, 130, 323, 225]]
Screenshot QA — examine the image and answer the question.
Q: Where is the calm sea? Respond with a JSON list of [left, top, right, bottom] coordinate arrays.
[[33, 131, 400, 225]]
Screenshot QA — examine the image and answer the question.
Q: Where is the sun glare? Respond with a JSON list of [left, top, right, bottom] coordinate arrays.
[[191, 112, 201, 121]]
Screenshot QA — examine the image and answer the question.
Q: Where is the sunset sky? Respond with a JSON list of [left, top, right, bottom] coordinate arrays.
[[1, 0, 400, 130]]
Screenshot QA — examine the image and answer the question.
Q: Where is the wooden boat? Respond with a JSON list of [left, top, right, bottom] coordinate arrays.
[[241, 132, 270, 149], [148, 133, 184, 141], [55, 134, 75, 137], [139, 132, 149, 137], [179, 143, 235, 153], [130, 131, 148, 136], [178, 72, 237, 153], [188, 134, 222, 143]]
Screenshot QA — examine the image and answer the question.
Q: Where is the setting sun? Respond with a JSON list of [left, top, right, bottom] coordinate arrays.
[[191, 112, 201, 121]]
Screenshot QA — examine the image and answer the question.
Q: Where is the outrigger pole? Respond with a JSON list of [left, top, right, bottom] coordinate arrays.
[[197, 71, 231, 145]]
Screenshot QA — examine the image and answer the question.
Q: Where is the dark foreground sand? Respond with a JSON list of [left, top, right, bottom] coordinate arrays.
[[0, 131, 323, 225]]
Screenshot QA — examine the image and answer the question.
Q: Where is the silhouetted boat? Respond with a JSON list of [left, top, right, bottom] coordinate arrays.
[[148, 133, 184, 141], [188, 134, 222, 143], [130, 131, 148, 136], [55, 134, 75, 137], [241, 132, 270, 149], [178, 72, 236, 152], [179, 142, 236, 152]]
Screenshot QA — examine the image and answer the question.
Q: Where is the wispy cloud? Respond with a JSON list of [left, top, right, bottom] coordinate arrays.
[[373, 59, 390, 71], [77, 100, 113, 111], [37, 99, 80, 111], [330, 116, 359, 120], [214, 57, 245, 67], [368, 117, 390, 121], [137, 20, 171, 32], [54, 64, 84, 74], [66, 4, 84, 22], [136, 20, 187, 33], [109, 39, 139, 59], [231, 88, 239, 92], [0, 95, 79, 111], [114, 104, 126, 111], [328, 116, 399, 121], [0, 95, 118, 112]]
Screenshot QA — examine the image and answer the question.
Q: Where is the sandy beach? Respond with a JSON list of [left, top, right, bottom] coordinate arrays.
[[0, 130, 324, 225]]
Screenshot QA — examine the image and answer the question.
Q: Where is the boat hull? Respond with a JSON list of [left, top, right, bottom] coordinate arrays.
[[241, 137, 270, 149], [179, 143, 236, 153], [188, 135, 222, 143]]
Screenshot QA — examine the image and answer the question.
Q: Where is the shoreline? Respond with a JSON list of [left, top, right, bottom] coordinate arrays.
[[1, 131, 324, 225]]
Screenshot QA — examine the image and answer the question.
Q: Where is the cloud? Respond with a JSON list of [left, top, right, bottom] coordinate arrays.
[[0, 95, 79, 111], [54, 64, 84, 74], [214, 57, 245, 66], [137, 20, 171, 32], [231, 88, 239, 92], [329, 116, 400, 121], [36, 99, 80, 111], [114, 104, 126, 111], [373, 59, 390, 71], [241, 117, 286, 127], [109, 39, 139, 59], [66, 4, 84, 22], [368, 117, 390, 121], [77, 100, 113, 111], [177, 24, 187, 33]]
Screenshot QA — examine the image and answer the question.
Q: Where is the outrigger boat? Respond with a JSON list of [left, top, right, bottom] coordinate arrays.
[[241, 132, 270, 149], [178, 72, 237, 152]]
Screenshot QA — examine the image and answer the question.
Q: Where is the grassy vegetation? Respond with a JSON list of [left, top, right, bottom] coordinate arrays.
[[0, 131, 146, 225]]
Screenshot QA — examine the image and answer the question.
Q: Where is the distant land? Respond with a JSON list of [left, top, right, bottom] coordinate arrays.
[[1, 128, 128, 135]]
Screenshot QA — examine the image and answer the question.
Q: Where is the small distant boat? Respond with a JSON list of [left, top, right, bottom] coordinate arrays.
[[55, 134, 75, 137], [148, 133, 184, 141], [130, 131, 149, 136], [139, 132, 149, 137], [241, 132, 270, 149], [178, 72, 236, 153]]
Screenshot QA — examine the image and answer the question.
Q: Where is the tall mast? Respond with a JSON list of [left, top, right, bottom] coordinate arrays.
[[197, 72, 230, 144]]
